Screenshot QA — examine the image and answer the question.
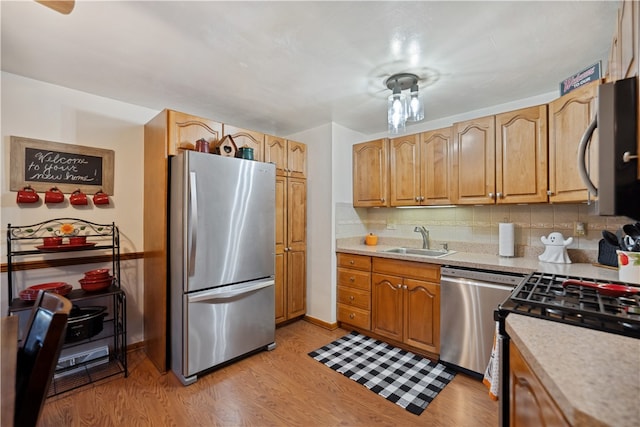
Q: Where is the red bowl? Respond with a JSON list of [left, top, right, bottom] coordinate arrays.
[[84, 268, 110, 279], [43, 237, 63, 247], [20, 282, 71, 300], [79, 275, 112, 285], [79, 280, 112, 292], [27, 282, 69, 291]]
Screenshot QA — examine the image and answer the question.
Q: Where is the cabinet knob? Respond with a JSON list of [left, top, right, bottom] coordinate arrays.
[[397, 284, 402, 289], [488, 192, 495, 199], [349, 276, 355, 281], [349, 313, 355, 319], [349, 260, 354, 265], [547, 190, 553, 196], [420, 196, 425, 201], [496, 192, 503, 199], [380, 198, 385, 203], [403, 285, 407, 290], [415, 196, 420, 202], [349, 295, 354, 301]]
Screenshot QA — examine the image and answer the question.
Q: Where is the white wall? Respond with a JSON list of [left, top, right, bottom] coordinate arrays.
[[1, 72, 159, 344], [287, 123, 334, 322]]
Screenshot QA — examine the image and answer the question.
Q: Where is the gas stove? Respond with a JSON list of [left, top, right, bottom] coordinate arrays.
[[498, 271, 640, 339]]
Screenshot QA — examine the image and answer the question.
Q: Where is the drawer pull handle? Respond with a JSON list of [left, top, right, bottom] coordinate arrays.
[[349, 295, 354, 301], [349, 260, 354, 265], [349, 276, 355, 282], [349, 313, 355, 319]]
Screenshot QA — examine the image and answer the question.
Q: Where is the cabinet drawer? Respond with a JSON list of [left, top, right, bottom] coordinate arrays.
[[372, 257, 440, 282], [337, 286, 370, 310], [337, 268, 371, 291], [337, 304, 371, 330], [337, 253, 371, 271]]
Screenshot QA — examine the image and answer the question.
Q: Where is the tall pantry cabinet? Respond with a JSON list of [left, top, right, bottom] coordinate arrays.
[[143, 109, 222, 373], [265, 135, 308, 324]]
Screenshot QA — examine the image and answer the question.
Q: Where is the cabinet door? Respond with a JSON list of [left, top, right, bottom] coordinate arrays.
[[403, 279, 440, 354], [495, 105, 548, 204], [223, 124, 264, 162], [287, 178, 307, 250], [167, 110, 222, 156], [275, 252, 286, 323], [265, 135, 287, 176], [275, 176, 287, 324], [287, 249, 307, 318], [372, 273, 403, 341], [353, 139, 389, 207], [548, 81, 599, 203], [389, 134, 420, 206], [287, 140, 307, 179], [452, 116, 496, 204], [510, 342, 570, 427], [421, 127, 452, 205]]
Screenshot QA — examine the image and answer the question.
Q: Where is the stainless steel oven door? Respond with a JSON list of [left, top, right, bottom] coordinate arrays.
[[182, 278, 275, 382]]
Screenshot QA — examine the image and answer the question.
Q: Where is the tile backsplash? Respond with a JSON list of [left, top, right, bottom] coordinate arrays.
[[335, 202, 632, 263]]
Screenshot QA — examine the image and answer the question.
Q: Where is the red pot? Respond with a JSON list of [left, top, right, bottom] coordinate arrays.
[[69, 189, 88, 205], [93, 189, 109, 205], [44, 187, 64, 203], [16, 186, 39, 203]]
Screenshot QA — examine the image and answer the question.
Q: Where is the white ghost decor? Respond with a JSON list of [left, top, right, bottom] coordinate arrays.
[[539, 232, 573, 263]]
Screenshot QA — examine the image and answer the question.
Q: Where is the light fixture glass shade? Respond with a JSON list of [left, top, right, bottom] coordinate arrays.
[[407, 87, 424, 122], [388, 92, 407, 134]]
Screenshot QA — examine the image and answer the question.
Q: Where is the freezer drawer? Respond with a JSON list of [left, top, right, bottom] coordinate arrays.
[[174, 279, 275, 384]]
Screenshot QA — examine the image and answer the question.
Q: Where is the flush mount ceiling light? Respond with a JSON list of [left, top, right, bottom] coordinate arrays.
[[385, 73, 425, 134]]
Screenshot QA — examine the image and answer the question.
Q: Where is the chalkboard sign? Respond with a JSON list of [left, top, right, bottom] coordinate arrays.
[[24, 147, 103, 186], [10, 136, 114, 195]]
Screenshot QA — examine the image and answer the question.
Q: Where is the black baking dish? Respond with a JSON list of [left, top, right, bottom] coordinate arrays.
[[65, 305, 107, 343]]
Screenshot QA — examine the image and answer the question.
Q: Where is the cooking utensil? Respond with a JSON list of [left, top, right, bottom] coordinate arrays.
[[16, 186, 39, 203], [562, 279, 640, 297], [602, 230, 620, 248]]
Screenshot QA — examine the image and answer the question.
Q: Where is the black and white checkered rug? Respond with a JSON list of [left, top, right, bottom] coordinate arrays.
[[308, 331, 456, 415]]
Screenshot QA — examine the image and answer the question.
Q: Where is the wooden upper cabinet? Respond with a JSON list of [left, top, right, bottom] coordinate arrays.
[[265, 136, 307, 178], [167, 110, 222, 156], [548, 80, 599, 203], [223, 124, 264, 162], [389, 134, 420, 206], [353, 138, 389, 207], [287, 140, 307, 179], [452, 115, 496, 204], [421, 128, 453, 205], [495, 105, 548, 204]]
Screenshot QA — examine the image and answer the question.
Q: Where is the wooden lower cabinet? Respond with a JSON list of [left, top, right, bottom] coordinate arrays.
[[371, 258, 440, 354], [336, 253, 372, 330], [510, 342, 569, 427]]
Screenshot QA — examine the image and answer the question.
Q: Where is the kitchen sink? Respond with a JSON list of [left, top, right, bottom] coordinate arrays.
[[379, 247, 456, 258]]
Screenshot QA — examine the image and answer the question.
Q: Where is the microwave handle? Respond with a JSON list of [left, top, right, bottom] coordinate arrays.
[[578, 114, 599, 197]]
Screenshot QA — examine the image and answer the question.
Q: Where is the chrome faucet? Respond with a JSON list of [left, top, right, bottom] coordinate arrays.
[[414, 226, 430, 249]]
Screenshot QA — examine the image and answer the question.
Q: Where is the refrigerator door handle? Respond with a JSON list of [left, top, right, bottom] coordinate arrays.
[[187, 279, 274, 303], [188, 171, 198, 277]]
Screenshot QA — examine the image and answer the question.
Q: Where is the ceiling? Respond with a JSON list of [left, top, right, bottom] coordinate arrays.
[[1, 1, 619, 136]]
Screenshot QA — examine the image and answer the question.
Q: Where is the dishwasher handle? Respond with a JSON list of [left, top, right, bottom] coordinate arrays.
[[441, 275, 517, 291]]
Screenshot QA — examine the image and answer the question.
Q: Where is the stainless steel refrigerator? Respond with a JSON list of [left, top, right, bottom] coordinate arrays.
[[169, 151, 276, 385]]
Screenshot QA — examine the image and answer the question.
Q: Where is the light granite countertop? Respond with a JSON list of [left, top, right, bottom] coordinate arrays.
[[336, 241, 627, 283], [336, 240, 640, 426], [507, 315, 640, 427]]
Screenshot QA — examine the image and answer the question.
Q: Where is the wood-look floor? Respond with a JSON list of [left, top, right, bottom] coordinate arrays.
[[39, 321, 498, 426]]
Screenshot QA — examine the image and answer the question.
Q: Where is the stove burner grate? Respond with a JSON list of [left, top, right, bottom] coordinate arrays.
[[501, 272, 640, 339]]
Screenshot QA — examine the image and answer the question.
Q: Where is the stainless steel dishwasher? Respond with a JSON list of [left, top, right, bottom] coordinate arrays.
[[439, 266, 525, 376]]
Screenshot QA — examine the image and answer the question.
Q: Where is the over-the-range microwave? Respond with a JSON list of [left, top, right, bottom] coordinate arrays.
[[579, 76, 640, 221]]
